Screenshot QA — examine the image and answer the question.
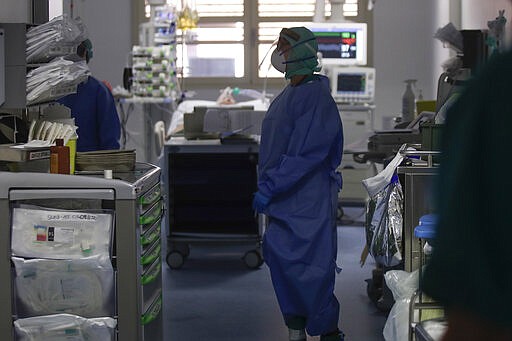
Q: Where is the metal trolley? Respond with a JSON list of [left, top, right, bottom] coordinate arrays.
[[397, 148, 447, 341], [0, 163, 164, 341], [163, 137, 264, 269]]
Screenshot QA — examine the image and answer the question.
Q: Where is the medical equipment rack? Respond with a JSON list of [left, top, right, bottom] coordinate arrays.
[[397, 148, 446, 341], [0, 162, 163, 341], [397, 150, 438, 273], [163, 137, 263, 269]]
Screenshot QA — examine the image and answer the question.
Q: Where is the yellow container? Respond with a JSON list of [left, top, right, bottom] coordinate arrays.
[[66, 136, 77, 174], [416, 100, 436, 116]]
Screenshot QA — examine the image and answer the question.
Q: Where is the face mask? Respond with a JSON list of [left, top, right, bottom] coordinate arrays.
[[270, 48, 286, 73]]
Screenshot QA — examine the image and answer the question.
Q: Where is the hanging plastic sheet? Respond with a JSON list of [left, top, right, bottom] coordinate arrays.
[[11, 207, 113, 259], [14, 313, 116, 341], [12, 255, 114, 318], [363, 148, 408, 267]]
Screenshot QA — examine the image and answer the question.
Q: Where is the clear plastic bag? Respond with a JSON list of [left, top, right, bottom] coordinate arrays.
[[365, 175, 404, 267], [11, 206, 113, 259], [12, 255, 114, 318], [362, 149, 407, 267], [383, 270, 419, 341], [14, 313, 116, 341]]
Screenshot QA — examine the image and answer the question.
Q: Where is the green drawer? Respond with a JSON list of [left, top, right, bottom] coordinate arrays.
[[141, 294, 162, 325], [139, 199, 163, 226], [141, 219, 161, 246], [141, 242, 161, 265], [142, 257, 162, 285], [138, 184, 162, 206]]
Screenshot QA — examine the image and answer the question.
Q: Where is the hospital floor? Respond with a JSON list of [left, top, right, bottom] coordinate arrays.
[[161, 206, 387, 341]]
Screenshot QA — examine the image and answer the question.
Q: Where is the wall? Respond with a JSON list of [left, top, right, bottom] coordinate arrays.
[[65, 0, 132, 87], [461, 0, 511, 30], [0, 0, 31, 23], [371, 0, 512, 129], [372, 0, 449, 129]]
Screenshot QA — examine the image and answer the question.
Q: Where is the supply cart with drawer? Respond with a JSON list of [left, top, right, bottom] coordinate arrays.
[[0, 163, 163, 341]]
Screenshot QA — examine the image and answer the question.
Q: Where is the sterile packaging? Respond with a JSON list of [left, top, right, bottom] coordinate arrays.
[[12, 255, 114, 318], [14, 313, 116, 341], [11, 207, 114, 259], [26, 57, 90, 105], [26, 14, 87, 63]]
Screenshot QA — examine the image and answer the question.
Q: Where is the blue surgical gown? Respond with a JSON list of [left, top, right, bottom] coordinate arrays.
[[58, 76, 121, 152], [258, 74, 344, 336]]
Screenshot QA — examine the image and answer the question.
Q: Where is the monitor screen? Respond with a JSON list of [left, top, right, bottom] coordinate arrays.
[[337, 73, 366, 93], [330, 66, 375, 103], [307, 22, 367, 66]]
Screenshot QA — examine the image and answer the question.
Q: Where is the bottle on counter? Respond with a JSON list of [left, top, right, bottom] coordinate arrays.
[[66, 133, 78, 174], [50, 138, 70, 174], [402, 79, 417, 123]]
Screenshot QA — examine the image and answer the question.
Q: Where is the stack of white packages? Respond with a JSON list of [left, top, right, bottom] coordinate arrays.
[[26, 14, 87, 63], [26, 58, 89, 105], [11, 207, 116, 341]]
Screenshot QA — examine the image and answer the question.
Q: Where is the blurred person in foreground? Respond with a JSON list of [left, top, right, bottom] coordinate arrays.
[[422, 27, 512, 340]]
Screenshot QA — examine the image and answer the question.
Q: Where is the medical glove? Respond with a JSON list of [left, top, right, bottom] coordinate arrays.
[[253, 191, 271, 213]]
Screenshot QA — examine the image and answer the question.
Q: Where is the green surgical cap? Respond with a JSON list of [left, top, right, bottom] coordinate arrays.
[[280, 27, 321, 79]]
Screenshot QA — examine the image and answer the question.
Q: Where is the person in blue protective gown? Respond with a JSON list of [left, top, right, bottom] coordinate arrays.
[[253, 27, 344, 341], [58, 39, 121, 152]]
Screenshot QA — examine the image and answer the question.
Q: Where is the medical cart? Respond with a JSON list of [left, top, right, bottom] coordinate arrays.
[[397, 149, 446, 341], [163, 137, 263, 269], [0, 163, 163, 340], [397, 150, 438, 272]]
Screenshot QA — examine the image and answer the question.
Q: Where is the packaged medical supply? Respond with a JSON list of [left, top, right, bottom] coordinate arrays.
[[11, 207, 113, 259], [12, 255, 114, 318], [14, 313, 116, 341], [26, 14, 87, 63]]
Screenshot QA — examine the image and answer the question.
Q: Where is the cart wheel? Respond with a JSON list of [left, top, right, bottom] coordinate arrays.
[[166, 251, 185, 269], [243, 250, 263, 269], [171, 243, 190, 258]]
